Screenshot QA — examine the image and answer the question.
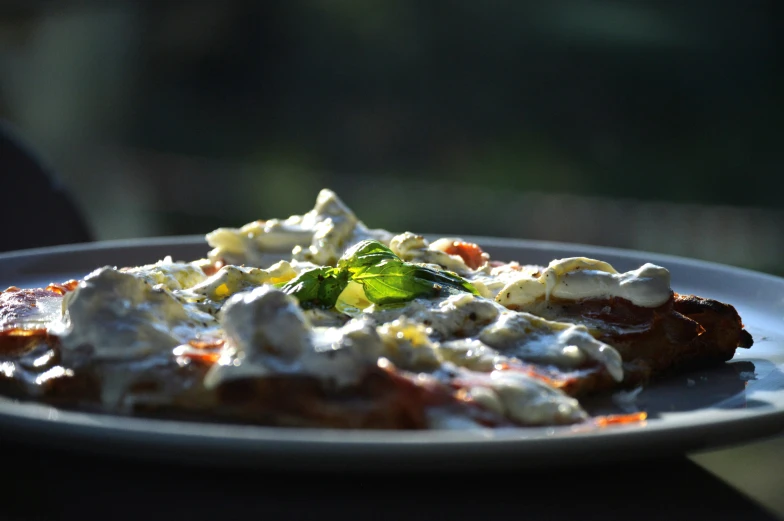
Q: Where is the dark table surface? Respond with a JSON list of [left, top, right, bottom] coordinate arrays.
[[1, 438, 780, 521]]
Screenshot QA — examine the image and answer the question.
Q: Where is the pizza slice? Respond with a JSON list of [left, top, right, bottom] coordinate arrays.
[[0, 189, 754, 430], [387, 233, 753, 395]]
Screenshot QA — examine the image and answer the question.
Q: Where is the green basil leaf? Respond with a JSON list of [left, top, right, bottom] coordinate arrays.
[[338, 240, 398, 276], [280, 240, 480, 309], [354, 262, 478, 305], [411, 266, 482, 297], [278, 267, 349, 309], [342, 241, 480, 305]]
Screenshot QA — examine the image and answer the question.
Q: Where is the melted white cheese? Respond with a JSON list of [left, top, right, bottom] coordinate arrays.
[[376, 317, 441, 371], [59, 267, 219, 361], [363, 291, 623, 380], [204, 286, 382, 388], [363, 293, 501, 340], [466, 262, 540, 299], [360, 289, 624, 380], [460, 384, 505, 415], [307, 320, 384, 386], [0, 290, 64, 332], [479, 312, 623, 381], [389, 233, 475, 276], [122, 256, 207, 291], [218, 286, 311, 361], [486, 369, 588, 425], [495, 257, 672, 309], [442, 365, 588, 425], [436, 338, 504, 372], [206, 189, 392, 267], [177, 261, 296, 311]]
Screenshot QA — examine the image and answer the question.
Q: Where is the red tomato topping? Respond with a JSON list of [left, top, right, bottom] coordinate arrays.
[[443, 241, 488, 270]]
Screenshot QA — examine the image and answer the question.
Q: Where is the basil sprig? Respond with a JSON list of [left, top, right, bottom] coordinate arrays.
[[278, 240, 479, 309]]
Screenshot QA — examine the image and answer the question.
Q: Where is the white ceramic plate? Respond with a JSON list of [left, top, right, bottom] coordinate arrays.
[[1, 236, 782, 471]]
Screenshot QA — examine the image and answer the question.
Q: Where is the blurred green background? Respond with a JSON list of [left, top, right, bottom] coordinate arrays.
[[1, 0, 782, 273]]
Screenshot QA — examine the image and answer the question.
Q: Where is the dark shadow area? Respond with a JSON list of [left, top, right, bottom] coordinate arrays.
[[1, 439, 777, 521], [583, 360, 768, 418], [0, 121, 93, 252]]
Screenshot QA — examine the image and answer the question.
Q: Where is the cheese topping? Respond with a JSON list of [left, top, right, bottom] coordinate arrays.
[[376, 318, 441, 371], [206, 189, 393, 267], [17, 188, 684, 429], [495, 257, 672, 309], [122, 256, 208, 291], [436, 338, 504, 372], [486, 370, 588, 425], [0, 290, 64, 332], [204, 286, 382, 388], [441, 365, 588, 425], [59, 267, 219, 362], [178, 261, 297, 310], [361, 293, 501, 340], [479, 312, 623, 381], [389, 233, 474, 276]]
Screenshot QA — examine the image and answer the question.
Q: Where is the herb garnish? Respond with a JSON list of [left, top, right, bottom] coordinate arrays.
[[278, 240, 479, 309]]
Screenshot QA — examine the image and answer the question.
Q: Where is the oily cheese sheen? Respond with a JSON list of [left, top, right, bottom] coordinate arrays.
[[0, 189, 753, 430]]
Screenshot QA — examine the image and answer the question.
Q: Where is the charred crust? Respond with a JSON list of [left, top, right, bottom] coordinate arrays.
[[674, 294, 735, 315], [738, 328, 754, 349], [673, 294, 754, 349]]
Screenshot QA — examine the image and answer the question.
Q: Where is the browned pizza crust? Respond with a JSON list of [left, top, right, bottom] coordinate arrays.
[[522, 293, 753, 397]]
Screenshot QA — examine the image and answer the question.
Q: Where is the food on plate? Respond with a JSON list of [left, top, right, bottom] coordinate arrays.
[[0, 189, 753, 429]]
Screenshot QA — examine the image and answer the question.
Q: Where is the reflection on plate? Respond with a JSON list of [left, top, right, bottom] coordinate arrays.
[[582, 359, 782, 418], [0, 236, 783, 471]]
